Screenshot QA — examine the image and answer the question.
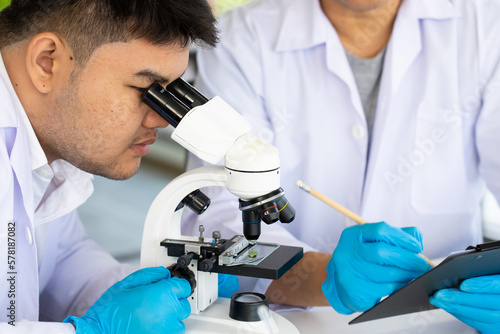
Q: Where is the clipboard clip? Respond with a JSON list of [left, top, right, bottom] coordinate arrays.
[[466, 240, 500, 252]]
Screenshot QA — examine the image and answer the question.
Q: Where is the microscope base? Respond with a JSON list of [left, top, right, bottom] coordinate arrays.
[[184, 298, 299, 334]]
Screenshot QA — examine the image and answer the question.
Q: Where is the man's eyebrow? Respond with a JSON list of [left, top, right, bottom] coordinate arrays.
[[133, 70, 170, 85]]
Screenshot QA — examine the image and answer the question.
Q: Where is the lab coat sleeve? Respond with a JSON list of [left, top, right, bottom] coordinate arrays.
[[475, 4, 500, 207], [476, 75, 500, 202], [0, 321, 74, 333], [38, 210, 136, 322]]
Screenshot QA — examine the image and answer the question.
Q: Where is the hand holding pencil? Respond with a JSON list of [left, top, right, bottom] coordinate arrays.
[[296, 180, 435, 314], [295, 180, 435, 268]]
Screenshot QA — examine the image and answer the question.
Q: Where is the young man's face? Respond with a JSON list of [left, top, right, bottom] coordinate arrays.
[[40, 39, 188, 180]]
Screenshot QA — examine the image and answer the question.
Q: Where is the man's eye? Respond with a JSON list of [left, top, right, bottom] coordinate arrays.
[[129, 86, 147, 93]]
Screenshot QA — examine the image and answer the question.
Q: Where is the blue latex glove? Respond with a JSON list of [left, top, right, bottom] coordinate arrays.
[[430, 275, 500, 334], [218, 273, 239, 298], [64, 266, 191, 334], [322, 221, 432, 314]]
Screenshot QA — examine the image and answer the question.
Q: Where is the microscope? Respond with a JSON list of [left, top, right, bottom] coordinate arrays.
[[139, 78, 302, 332]]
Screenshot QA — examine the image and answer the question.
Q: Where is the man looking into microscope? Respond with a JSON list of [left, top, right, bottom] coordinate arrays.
[[0, 1, 237, 333]]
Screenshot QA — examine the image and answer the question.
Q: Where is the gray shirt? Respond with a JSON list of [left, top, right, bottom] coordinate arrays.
[[345, 48, 386, 140]]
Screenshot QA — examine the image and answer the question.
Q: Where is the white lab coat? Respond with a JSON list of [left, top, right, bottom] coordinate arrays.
[[183, 0, 500, 292], [0, 55, 134, 332]]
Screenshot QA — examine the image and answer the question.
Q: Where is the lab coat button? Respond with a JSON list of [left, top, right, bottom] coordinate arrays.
[[25, 226, 33, 245], [351, 124, 365, 140], [38, 168, 51, 178]]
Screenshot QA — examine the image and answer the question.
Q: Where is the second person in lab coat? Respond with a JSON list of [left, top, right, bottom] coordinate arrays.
[[184, 0, 500, 332]]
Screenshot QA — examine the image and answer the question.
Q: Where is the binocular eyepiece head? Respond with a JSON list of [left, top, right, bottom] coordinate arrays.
[[142, 78, 209, 128]]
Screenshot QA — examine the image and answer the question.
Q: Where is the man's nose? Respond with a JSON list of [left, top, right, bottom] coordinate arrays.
[[143, 108, 170, 129]]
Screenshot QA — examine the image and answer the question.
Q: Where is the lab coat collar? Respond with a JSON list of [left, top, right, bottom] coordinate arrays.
[[0, 52, 48, 171], [275, 0, 329, 52], [384, 0, 460, 101], [36, 159, 94, 225], [274, 0, 460, 53], [408, 0, 461, 20], [0, 52, 94, 226]]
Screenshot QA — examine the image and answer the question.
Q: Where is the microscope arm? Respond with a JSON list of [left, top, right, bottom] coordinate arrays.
[[141, 165, 227, 268], [140, 165, 227, 314]]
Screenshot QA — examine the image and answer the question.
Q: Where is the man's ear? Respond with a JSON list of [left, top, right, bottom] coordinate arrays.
[[25, 33, 74, 94]]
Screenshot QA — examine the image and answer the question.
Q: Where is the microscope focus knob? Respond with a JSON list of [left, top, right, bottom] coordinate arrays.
[[199, 257, 217, 272], [177, 252, 196, 268], [184, 189, 211, 215], [167, 264, 196, 296]]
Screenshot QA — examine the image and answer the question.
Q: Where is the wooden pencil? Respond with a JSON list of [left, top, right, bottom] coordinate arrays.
[[296, 180, 436, 268]]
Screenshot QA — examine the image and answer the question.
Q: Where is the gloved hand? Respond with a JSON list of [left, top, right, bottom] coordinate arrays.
[[322, 221, 432, 314], [218, 273, 239, 298], [430, 275, 500, 334], [64, 266, 191, 334]]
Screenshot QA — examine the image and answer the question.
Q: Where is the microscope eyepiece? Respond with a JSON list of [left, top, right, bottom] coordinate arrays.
[[166, 77, 209, 108], [142, 83, 190, 127], [143, 78, 212, 127]]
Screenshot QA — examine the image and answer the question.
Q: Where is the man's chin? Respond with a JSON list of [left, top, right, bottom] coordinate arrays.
[[103, 166, 141, 181], [82, 159, 141, 181], [102, 170, 139, 181]]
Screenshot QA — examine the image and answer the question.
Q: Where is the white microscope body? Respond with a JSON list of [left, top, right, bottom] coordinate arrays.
[[139, 79, 300, 333]]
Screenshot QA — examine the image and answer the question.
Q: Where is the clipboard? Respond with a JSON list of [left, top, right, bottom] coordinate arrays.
[[350, 240, 500, 324]]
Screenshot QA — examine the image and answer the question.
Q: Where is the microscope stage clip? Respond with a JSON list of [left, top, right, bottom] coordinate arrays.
[[224, 242, 280, 266]]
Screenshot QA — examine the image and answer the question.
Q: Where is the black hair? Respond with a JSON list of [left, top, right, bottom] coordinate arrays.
[[0, 0, 218, 64]]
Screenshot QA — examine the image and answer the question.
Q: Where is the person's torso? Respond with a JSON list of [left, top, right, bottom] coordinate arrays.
[[207, 0, 497, 257]]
